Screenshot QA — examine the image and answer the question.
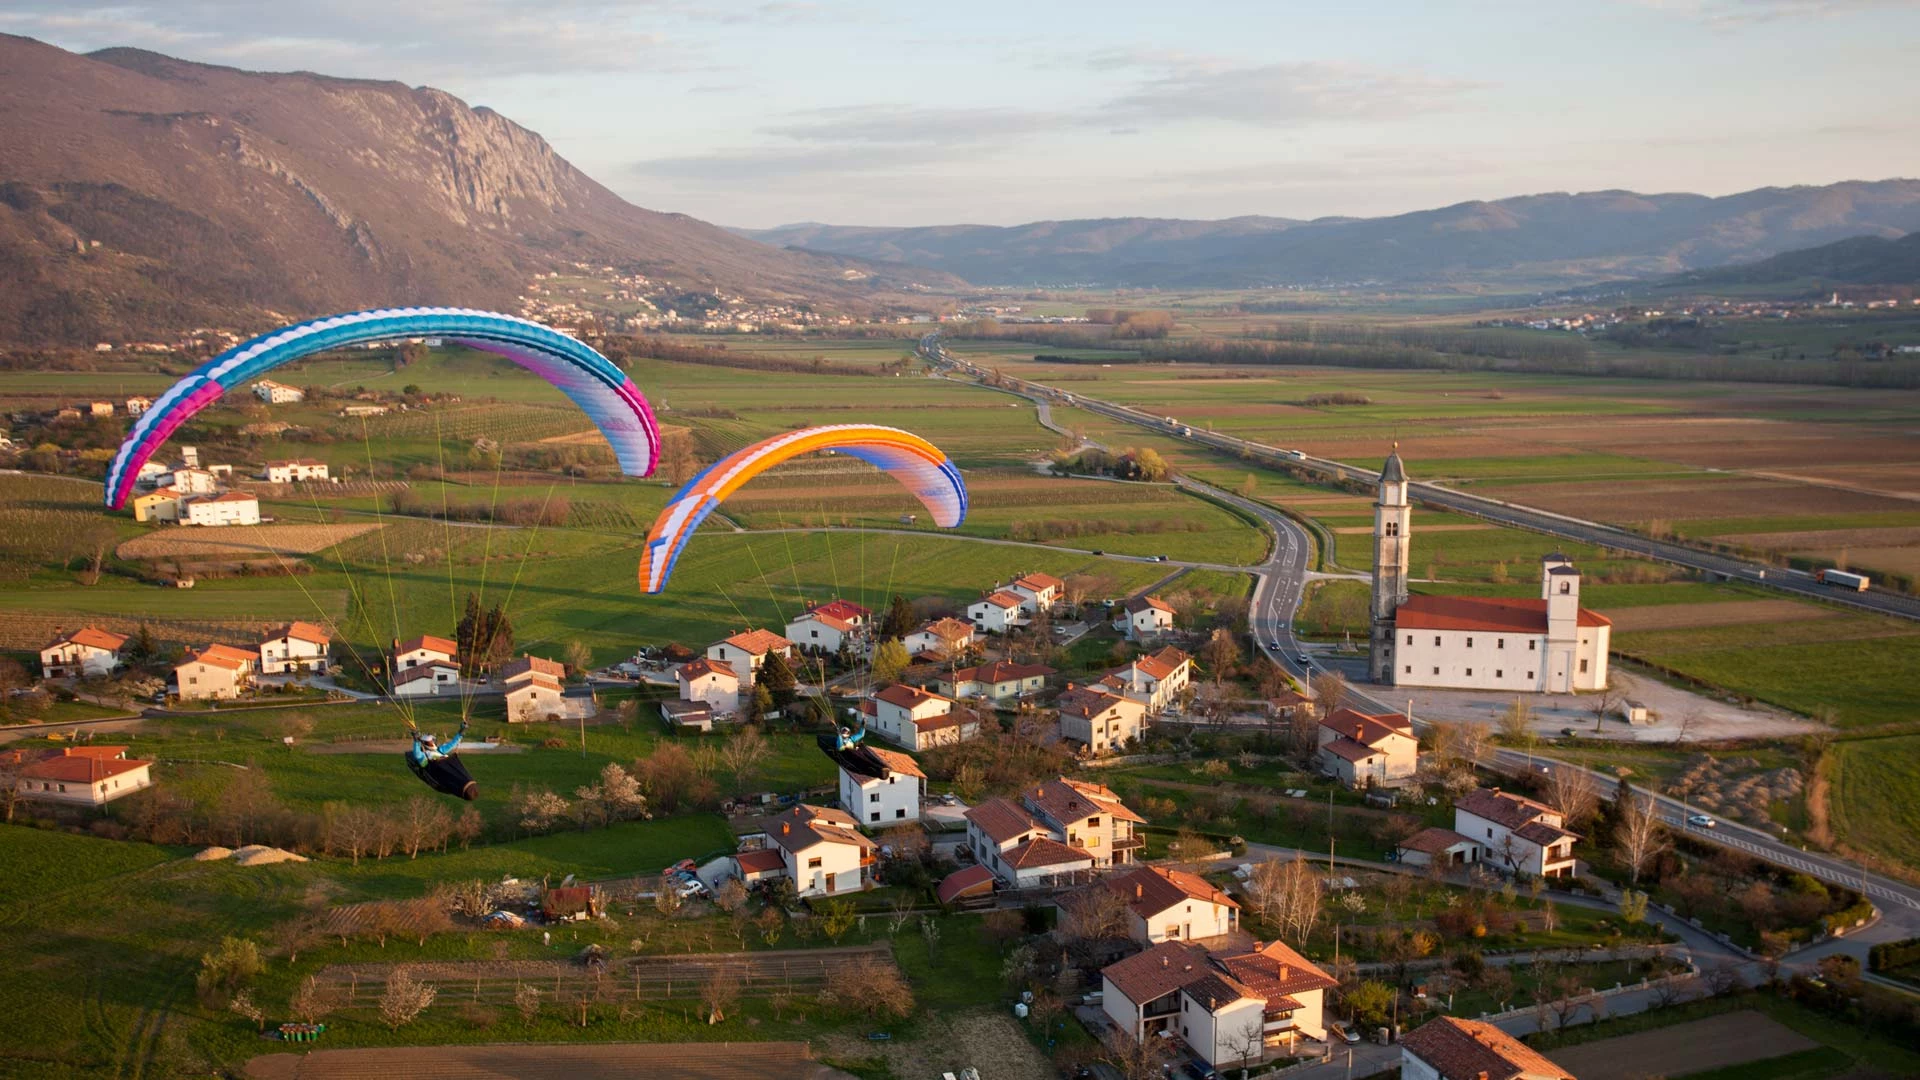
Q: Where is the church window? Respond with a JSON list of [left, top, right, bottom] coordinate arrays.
[[1466, 637, 1474, 647], [1433, 636, 1441, 646], [1496, 670, 1504, 678], [1385, 522, 1398, 537], [1529, 641, 1537, 651], [1432, 667, 1440, 676], [1406, 635, 1413, 646], [1497, 638, 1505, 649], [1527, 671, 1535, 680], [1579, 659, 1589, 674], [1465, 668, 1473, 676], [1559, 582, 1571, 595], [1404, 666, 1411, 675]]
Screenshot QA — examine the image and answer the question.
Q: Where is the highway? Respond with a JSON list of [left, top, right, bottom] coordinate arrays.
[[921, 332, 1920, 932], [921, 334, 1920, 623]]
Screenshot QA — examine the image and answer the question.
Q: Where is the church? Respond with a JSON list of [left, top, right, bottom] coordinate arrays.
[[1366, 446, 1611, 694]]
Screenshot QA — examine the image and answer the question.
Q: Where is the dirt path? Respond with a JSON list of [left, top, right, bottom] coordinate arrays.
[[246, 1041, 853, 1079], [818, 1009, 1054, 1080], [1546, 1010, 1817, 1080]]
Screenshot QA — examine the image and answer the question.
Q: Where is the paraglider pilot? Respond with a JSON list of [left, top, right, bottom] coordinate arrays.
[[406, 719, 479, 801], [832, 724, 865, 751]]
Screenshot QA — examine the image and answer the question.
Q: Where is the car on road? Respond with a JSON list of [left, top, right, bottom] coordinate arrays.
[[1297, 653, 1312, 666], [1269, 641, 1281, 650], [1154, 555, 1169, 562], [1090, 549, 1104, 556], [1331, 1023, 1360, 1044], [1687, 814, 1717, 828]]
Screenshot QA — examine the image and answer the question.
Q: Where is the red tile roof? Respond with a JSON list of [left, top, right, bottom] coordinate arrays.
[[394, 663, 456, 686], [1319, 736, 1381, 764], [1132, 647, 1191, 681], [916, 617, 974, 643], [679, 658, 738, 682], [1057, 685, 1140, 721], [810, 598, 871, 622], [500, 655, 567, 682], [20, 754, 150, 784], [266, 621, 330, 647], [1399, 827, 1477, 854], [1025, 777, 1144, 826], [1399, 1016, 1575, 1080], [395, 634, 459, 657], [874, 683, 952, 711], [965, 797, 1043, 844], [1456, 788, 1559, 831], [1183, 971, 1260, 1011], [1320, 707, 1413, 748], [1106, 865, 1239, 918], [1102, 941, 1211, 1005], [1013, 572, 1064, 594], [948, 660, 1055, 685], [733, 848, 786, 875], [1215, 939, 1339, 999], [975, 590, 1025, 610], [1395, 595, 1610, 633], [862, 745, 926, 779], [46, 627, 128, 652], [1004, 836, 1094, 870], [506, 672, 563, 694], [1125, 595, 1175, 615], [195, 491, 259, 504], [183, 643, 255, 671], [768, 804, 872, 854], [722, 628, 792, 655], [793, 610, 855, 632], [936, 865, 997, 904]]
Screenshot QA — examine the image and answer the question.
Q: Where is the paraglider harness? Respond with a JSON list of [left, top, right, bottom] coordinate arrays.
[[406, 719, 479, 801]]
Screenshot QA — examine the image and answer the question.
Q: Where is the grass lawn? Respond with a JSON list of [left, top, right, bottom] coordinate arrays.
[[1676, 1047, 1853, 1080], [1828, 735, 1920, 875], [1526, 993, 1920, 1078]]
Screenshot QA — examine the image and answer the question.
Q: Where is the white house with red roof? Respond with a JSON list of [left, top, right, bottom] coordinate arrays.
[[261, 459, 330, 483], [40, 627, 127, 678], [903, 617, 975, 660], [1101, 938, 1337, 1069], [964, 777, 1146, 887], [705, 628, 793, 685], [1454, 788, 1579, 879], [832, 744, 926, 827], [1315, 707, 1418, 788], [1117, 594, 1177, 640], [1055, 684, 1147, 755], [937, 660, 1055, 703], [786, 598, 870, 654], [1102, 646, 1193, 713], [869, 684, 977, 751], [676, 659, 741, 714], [503, 656, 568, 722], [766, 804, 875, 897], [259, 622, 331, 675], [1008, 572, 1065, 615], [1400, 1015, 1576, 1080], [175, 644, 257, 700], [183, 491, 260, 527], [392, 661, 460, 697], [1100, 865, 1240, 944], [14, 746, 155, 806], [966, 590, 1027, 633], [393, 634, 458, 673]]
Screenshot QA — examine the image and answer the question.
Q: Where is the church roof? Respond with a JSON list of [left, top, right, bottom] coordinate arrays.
[[1395, 595, 1610, 633]]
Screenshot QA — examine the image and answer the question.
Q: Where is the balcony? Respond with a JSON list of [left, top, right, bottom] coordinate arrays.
[[1112, 835, 1145, 851]]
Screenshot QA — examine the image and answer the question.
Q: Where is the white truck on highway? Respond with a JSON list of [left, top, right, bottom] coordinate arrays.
[[1817, 569, 1870, 592]]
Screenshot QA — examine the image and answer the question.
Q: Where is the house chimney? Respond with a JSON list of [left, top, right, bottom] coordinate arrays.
[[1161, 955, 1169, 968], [1136, 883, 1143, 899], [781, 823, 790, 835], [1278, 965, 1289, 981]]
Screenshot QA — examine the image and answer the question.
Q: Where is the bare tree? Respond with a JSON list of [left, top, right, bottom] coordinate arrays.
[[1589, 685, 1624, 734], [1244, 856, 1322, 944], [822, 956, 912, 1019], [1311, 670, 1347, 718], [289, 976, 339, 1025], [1545, 765, 1600, 831], [1496, 697, 1532, 744], [1227, 1014, 1266, 1078], [378, 967, 437, 1030], [1103, 1029, 1175, 1080], [701, 963, 742, 1024], [720, 726, 770, 794], [1613, 791, 1670, 884], [514, 983, 542, 1026], [1675, 705, 1703, 743]]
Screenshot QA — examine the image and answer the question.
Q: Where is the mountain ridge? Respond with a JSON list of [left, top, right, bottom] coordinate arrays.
[[738, 181, 1920, 288], [0, 35, 949, 344]]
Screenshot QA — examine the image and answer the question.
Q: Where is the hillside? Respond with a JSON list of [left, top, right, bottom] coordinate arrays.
[[0, 35, 953, 344], [741, 182, 1920, 288], [1663, 230, 1920, 289]]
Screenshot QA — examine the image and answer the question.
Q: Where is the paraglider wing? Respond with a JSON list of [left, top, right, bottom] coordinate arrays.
[[104, 307, 660, 509], [638, 424, 967, 594]]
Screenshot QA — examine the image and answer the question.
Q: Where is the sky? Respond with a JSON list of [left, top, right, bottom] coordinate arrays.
[[4, 0, 1918, 229]]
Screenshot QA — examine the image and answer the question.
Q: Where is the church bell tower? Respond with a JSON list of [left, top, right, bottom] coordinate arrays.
[[1368, 444, 1411, 684]]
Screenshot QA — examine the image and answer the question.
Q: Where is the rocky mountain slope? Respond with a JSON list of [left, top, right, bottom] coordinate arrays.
[[0, 35, 944, 344]]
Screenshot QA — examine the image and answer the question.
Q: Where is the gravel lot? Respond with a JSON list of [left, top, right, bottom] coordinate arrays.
[[1546, 1009, 1817, 1080]]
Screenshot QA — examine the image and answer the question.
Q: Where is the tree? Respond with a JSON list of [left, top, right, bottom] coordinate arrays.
[[881, 594, 916, 640], [701, 963, 742, 1024], [228, 989, 265, 1032], [1617, 889, 1649, 924], [1613, 791, 1670, 885], [1311, 670, 1347, 718], [575, 763, 648, 827], [823, 956, 912, 1019], [1545, 765, 1600, 831], [817, 898, 857, 944], [1589, 685, 1624, 734], [514, 981, 543, 1026], [379, 967, 436, 1030], [564, 640, 593, 679], [758, 651, 798, 705], [756, 906, 785, 946], [1344, 980, 1395, 1029], [289, 976, 339, 1025], [1103, 1030, 1175, 1080], [1133, 447, 1170, 481], [197, 936, 262, 1005], [1497, 697, 1532, 744], [399, 796, 450, 859], [1059, 885, 1132, 960], [1200, 628, 1239, 689], [869, 639, 909, 685], [454, 806, 484, 850], [655, 873, 684, 916], [713, 878, 749, 914], [720, 726, 770, 794], [516, 788, 570, 834], [1244, 857, 1321, 944]]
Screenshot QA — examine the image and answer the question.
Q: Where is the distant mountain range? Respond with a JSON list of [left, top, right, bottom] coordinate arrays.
[[0, 36, 948, 344], [740, 182, 1920, 289], [1660, 230, 1920, 290]]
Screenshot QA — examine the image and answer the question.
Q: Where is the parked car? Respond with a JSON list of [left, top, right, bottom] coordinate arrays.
[[1687, 814, 1717, 828]]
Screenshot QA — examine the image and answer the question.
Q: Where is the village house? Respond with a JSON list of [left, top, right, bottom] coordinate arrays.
[[164, 467, 219, 495], [252, 379, 304, 404], [184, 492, 260, 527], [87, 400, 113, 417], [504, 671, 565, 722], [785, 603, 865, 654], [676, 658, 741, 715], [937, 660, 1056, 704], [766, 804, 875, 897], [902, 617, 975, 660], [828, 742, 926, 826], [13, 746, 155, 807], [1055, 684, 1147, 756], [1117, 594, 1177, 640], [132, 487, 182, 523], [1315, 707, 1419, 788], [964, 777, 1145, 887], [1007, 572, 1066, 615], [1100, 865, 1240, 944], [393, 662, 460, 697], [135, 460, 171, 486], [259, 622, 331, 675], [868, 683, 978, 751], [1453, 788, 1579, 879], [393, 635, 458, 672], [262, 459, 330, 484], [966, 590, 1027, 633], [659, 699, 713, 732], [730, 846, 786, 887], [1395, 827, 1482, 871], [1400, 1015, 1576, 1080], [705, 628, 793, 686], [1102, 646, 1193, 713], [125, 396, 151, 417], [175, 644, 257, 700], [40, 627, 127, 679], [1101, 938, 1337, 1070]]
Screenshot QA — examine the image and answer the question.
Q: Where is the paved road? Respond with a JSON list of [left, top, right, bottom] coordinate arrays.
[[922, 335, 1920, 623]]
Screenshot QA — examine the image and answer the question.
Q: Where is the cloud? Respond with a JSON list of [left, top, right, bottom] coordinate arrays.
[[761, 104, 1081, 145], [1624, 0, 1904, 24], [0, 0, 696, 79], [1104, 59, 1483, 128]]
